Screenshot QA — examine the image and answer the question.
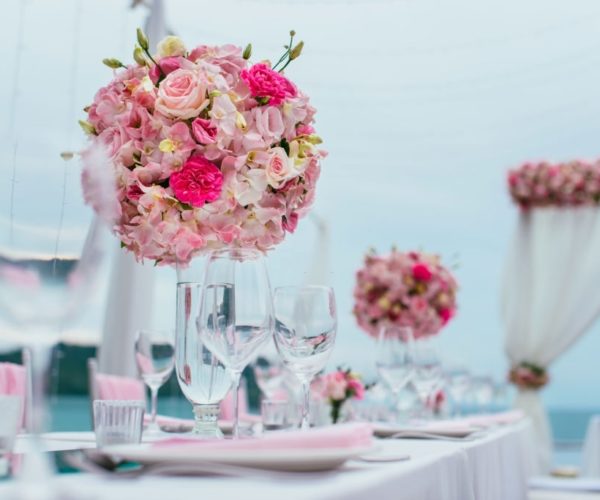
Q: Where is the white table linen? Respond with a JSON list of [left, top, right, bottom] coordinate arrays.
[[6, 421, 535, 500]]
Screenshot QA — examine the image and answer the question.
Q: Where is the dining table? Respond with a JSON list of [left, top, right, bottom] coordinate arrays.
[[1, 419, 536, 500]]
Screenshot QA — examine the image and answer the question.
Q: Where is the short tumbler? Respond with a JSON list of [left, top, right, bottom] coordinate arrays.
[[93, 400, 145, 447]]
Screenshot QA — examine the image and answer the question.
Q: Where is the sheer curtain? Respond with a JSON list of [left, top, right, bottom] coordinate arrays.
[[502, 207, 600, 471]]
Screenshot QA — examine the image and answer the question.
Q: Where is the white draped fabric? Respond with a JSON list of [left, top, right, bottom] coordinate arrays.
[[97, 0, 167, 375], [582, 415, 600, 477], [502, 208, 600, 471]]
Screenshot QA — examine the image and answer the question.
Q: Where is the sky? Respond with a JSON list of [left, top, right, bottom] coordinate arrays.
[[2, 0, 600, 408]]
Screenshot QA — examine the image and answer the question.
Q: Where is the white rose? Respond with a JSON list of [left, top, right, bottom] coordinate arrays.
[[265, 147, 294, 189]]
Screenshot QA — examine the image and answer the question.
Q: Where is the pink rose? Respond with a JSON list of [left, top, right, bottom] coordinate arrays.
[[347, 378, 365, 400], [283, 212, 298, 233], [191, 118, 218, 144], [412, 263, 432, 282], [169, 156, 223, 207], [149, 57, 183, 84], [155, 69, 209, 119], [240, 63, 297, 106], [265, 147, 293, 188]]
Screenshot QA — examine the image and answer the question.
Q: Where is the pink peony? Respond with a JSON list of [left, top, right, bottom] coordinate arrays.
[[241, 63, 297, 106], [170, 156, 224, 207], [191, 117, 218, 144]]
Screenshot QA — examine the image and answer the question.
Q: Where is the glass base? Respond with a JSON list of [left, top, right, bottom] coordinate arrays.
[[192, 404, 223, 439]]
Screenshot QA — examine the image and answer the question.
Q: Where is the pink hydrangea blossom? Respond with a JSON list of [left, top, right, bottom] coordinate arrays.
[[170, 156, 223, 207], [240, 63, 297, 106]]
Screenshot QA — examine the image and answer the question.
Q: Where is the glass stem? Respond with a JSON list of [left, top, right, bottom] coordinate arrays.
[[150, 386, 158, 427], [301, 379, 311, 430], [231, 372, 241, 439], [17, 343, 54, 484]]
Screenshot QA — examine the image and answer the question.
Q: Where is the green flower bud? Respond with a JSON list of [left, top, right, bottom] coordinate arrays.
[[136, 28, 149, 51], [243, 43, 252, 60], [78, 120, 96, 136], [102, 58, 124, 69], [290, 30, 296, 37], [133, 46, 147, 66], [289, 41, 304, 61], [60, 151, 74, 161]]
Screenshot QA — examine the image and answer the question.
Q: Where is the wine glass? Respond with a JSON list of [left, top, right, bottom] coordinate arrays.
[[0, 159, 108, 491], [252, 339, 286, 400], [199, 249, 273, 438], [273, 286, 337, 430], [412, 337, 443, 419], [375, 326, 415, 421], [134, 329, 175, 437], [175, 282, 231, 438]]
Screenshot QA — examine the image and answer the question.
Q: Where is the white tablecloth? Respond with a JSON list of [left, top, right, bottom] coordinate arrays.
[[4, 421, 536, 500]]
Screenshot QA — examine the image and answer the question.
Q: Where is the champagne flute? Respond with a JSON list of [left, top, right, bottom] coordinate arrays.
[[273, 286, 337, 430], [199, 249, 273, 438], [175, 282, 231, 438], [375, 326, 414, 420], [134, 329, 175, 436]]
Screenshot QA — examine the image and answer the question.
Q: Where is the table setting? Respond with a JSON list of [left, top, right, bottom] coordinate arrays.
[[0, 16, 544, 500]]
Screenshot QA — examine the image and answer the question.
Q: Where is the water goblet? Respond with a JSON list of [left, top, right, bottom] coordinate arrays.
[[273, 286, 337, 431], [375, 326, 415, 421], [411, 337, 443, 419], [199, 249, 273, 439], [134, 329, 175, 436], [175, 282, 231, 439]]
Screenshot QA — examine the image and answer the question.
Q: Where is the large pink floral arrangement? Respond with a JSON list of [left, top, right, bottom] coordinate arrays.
[[80, 30, 324, 265], [353, 249, 458, 339], [508, 160, 600, 208]]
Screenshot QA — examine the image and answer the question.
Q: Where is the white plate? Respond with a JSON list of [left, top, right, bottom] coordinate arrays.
[[102, 443, 374, 472], [373, 424, 476, 439]]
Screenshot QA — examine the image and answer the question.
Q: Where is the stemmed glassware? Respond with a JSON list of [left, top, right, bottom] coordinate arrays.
[[252, 339, 286, 401], [273, 286, 337, 430], [411, 337, 443, 419], [0, 160, 108, 492], [134, 329, 175, 437], [175, 282, 231, 438], [375, 326, 415, 421], [198, 249, 273, 438]]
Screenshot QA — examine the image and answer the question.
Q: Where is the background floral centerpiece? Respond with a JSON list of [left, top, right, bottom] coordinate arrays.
[[508, 160, 600, 209], [353, 249, 458, 339], [80, 29, 324, 265], [313, 368, 366, 424]]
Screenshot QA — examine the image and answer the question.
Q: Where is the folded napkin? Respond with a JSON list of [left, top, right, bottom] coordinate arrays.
[[95, 373, 146, 401], [154, 423, 373, 451], [0, 362, 27, 427]]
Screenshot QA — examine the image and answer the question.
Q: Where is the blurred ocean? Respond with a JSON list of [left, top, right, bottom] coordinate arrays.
[[550, 408, 595, 467]]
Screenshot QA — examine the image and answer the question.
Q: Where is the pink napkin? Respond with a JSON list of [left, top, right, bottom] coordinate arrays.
[[95, 373, 146, 401], [219, 386, 249, 420], [0, 362, 27, 427], [154, 423, 373, 451]]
